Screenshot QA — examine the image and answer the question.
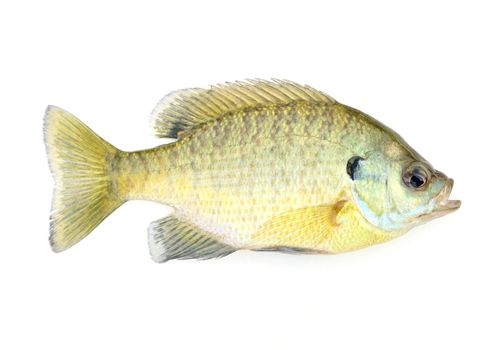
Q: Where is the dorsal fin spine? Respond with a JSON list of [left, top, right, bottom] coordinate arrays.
[[192, 95, 219, 115], [211, 88, 237, 105], [237, 84, 270, 102], [249, 81, 282, 101], [202, 94, 225, 112], [150, 79, 336, 139]]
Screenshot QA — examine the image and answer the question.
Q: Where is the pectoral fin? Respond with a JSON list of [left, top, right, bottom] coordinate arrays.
[[148, 216, 236, 263], [251, 201, 347, 251]]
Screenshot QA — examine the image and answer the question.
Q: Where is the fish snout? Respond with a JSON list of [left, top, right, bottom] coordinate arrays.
[[434, 178, 461, 213]]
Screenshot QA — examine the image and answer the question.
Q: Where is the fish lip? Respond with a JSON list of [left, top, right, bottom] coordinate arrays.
[[433, 178, 461, 213], [412, 179, 460, 222]]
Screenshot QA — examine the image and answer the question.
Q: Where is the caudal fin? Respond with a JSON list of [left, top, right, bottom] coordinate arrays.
[[44, 106, 123, 252]]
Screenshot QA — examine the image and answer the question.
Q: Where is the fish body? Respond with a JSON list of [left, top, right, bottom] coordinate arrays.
[[44, 80, 460, 262]]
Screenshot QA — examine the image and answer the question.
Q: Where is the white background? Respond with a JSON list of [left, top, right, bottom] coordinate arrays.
[[1, 1, 489, 349]]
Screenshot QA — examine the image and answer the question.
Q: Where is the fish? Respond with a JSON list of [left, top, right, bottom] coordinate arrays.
[[44, 79, 461, 262]]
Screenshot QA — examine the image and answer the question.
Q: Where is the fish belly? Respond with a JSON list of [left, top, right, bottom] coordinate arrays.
[[117, 106, 396, 252], [162, 134, 350, 248]]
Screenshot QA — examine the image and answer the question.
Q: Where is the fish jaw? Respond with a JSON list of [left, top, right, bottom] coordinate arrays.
[[432, 178, 461, 215], [417, 178, 461, 222]]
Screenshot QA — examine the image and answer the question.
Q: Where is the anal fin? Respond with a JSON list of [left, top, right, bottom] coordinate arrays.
[[148, 216, 236, 263]]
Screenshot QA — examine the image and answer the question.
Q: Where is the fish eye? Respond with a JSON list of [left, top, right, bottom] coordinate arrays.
[[346, 156, 363, 180], [403, 166, 428, 190]]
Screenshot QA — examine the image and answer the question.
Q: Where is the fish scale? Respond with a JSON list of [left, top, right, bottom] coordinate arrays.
[[112, 103, 380, 248], [44, 79, 460, 262]]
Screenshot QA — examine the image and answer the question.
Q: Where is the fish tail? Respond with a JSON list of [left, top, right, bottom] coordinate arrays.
[[44, 106, 123, 252]]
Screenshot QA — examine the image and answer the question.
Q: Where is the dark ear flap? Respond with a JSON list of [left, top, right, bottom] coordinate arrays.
[[346, 156, 364, 180]]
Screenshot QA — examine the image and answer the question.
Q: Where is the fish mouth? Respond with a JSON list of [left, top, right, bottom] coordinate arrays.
[[411, 178, 461, 223], [433, 178, 461, 214]]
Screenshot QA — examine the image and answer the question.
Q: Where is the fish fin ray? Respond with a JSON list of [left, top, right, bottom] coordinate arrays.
[[252, 201, 347, 250], [148, 216, 236, 262], [253, 247, 326, 254], [44, 106, 123, 252], [149, 79, 336, 139]]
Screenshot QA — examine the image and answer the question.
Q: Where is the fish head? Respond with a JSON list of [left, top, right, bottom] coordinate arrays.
[[348, 145, 461, 232]]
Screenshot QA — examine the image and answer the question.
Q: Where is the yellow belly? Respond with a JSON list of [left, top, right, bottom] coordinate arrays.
[[112, 136, 401, 253], [109, 104, 404, 253]]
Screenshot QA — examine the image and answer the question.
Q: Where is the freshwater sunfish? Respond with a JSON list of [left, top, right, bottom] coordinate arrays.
[[44, 79, 461, 262]]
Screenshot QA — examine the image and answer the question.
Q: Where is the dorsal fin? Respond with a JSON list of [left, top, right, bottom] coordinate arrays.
[[149, 79, 336, 138]]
